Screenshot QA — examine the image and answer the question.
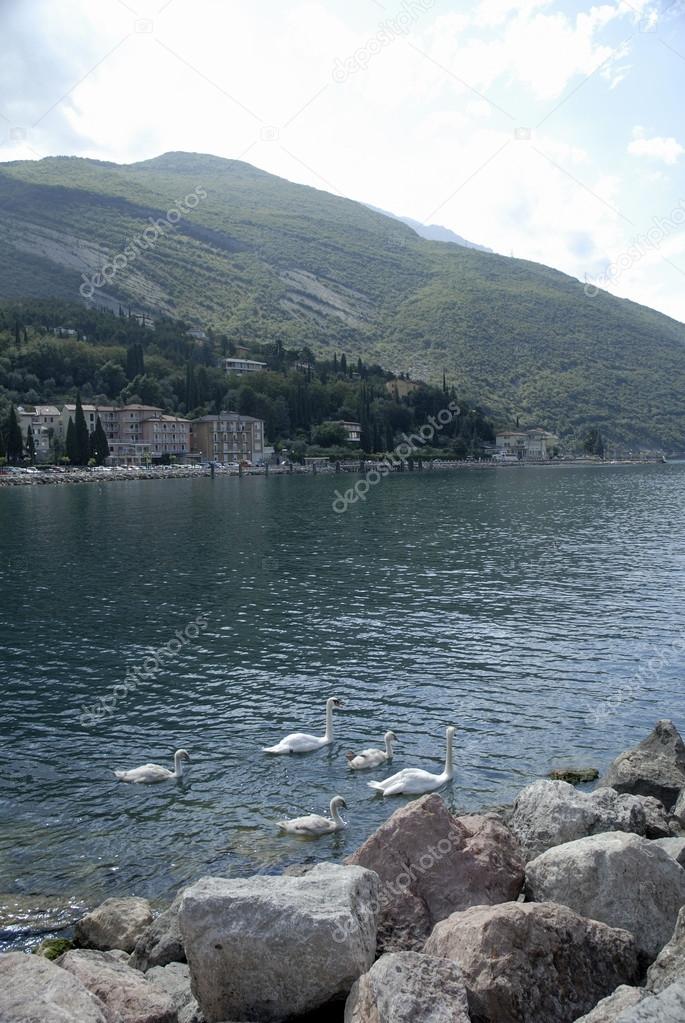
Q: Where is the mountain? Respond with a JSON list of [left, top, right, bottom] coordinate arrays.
[[0, 151, 684, 448], [365, 205, 492, 251]]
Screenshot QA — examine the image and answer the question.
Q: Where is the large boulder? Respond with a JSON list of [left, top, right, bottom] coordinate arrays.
[[675, 788, 685, 823], [646, 905, 685, 993], [424, 900, 640, 1023], [179, 863, 379, 1023], [74, 897, 153, 953], [614, 979, 685, 1021], [600, 720, 685, 810], [510, 781, 650, 860], [653, 837, 685, 866], [572, 987, 647, 1022], [345, 794, 524, 950], [0, 952, 110, 1022], [130, 893, 185, 971], [147, 962, 201, 1023], [344, 951, 470, 1023], [59, 948, 177, 1022], [634, 795, 676, 839], [525, 831, 685, 960]]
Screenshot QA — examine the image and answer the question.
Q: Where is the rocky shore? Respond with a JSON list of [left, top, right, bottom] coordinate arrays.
[[2, 720, 685, 1022]]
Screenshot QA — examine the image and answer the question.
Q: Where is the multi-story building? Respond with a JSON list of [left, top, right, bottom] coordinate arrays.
[[16, 405, 61, 460], [57, 403, 192, 465], [325, 420, 362, 444], [141, 414, 191, 461], [222, 357, 267, 376], [495, 429, 559, 461], [191, 412, 265, 464]]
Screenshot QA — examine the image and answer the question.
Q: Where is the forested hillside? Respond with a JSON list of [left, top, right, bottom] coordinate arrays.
[[1, 152, 684, 448]]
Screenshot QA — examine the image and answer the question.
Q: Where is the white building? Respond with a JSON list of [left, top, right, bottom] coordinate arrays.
[[16, 405, 61, 460], [222, 357, 267, 376], [495, 429, 558, 462]]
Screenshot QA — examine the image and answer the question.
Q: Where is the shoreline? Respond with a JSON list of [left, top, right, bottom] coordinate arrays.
[[3, 720, 685, 1023], [0, 457, 669, 488]]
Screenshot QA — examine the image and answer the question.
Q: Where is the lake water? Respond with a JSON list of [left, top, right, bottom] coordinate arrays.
[[2, 464, 685, 945]]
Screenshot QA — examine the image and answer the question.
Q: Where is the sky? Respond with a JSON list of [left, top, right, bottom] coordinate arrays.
[[1, 0, 685, 321]]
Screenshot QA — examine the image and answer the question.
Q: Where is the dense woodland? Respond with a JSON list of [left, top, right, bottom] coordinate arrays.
[[0, 300, 496, 462]]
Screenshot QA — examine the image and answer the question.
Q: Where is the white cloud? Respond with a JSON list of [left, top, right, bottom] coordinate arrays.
[[628, 126, 684, 165]]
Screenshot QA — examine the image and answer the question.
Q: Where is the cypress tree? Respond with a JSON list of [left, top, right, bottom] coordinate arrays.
[[74, 392, 90, 465], [340, 353, 347, 375], [5, 406, 23, 463], [66, 417, 77, 464], [92, 416, 110, 465], [26, 425, 36, 464]]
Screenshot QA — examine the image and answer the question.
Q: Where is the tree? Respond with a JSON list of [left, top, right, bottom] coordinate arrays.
[[26, 424, 36, 464], [126, 343, 145, 380], [74, 392, 91, 465], [313, 422, 347, 447], [91, 416, 110, 465], [66, 417, 78, 464], [95, 360, 126, 396], [583, 428, 605, 458], [5, 405, 23, 463]]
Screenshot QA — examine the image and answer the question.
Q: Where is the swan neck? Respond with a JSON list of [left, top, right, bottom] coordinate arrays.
[[444, 731, 454, 777], [174, 752, 184, 777], [330, 800, 343, 824], [325, 701, 333, 741], [385, 735, 394, 757]]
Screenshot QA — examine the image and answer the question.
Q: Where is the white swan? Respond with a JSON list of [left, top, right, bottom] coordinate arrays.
[[347, 730, 397, 770], [277, 796, 347, 836], [262, 696, 344, 754], [367, 727, 455, 796], [114, 749, 191, 784]]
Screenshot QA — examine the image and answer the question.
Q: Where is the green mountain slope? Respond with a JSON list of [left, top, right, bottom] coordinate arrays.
[[0, 151, 683, 448]]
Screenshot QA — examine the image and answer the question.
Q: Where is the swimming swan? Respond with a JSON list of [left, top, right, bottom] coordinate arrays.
[[347, 730, 397, 770], [263, 696, 344, 754], [367, 727, 455, 795], [114, 749, 191, 784], [277, 795, 347, 836]]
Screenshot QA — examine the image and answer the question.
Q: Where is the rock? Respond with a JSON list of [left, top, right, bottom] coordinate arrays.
[[510, 781, 648, 860], [646, 906, 685, 993], [653, 837, 685, 866], [548, 767, 599, 783], [75, 897, 154, 953], [59, 948, 177, 1022], [130, 893, 185, 971], [614, 979, 685, 1021], [572, 986, 647, 1022], [600, 720, 685, 810], [179, 864, 378, 1023], [424, 900, 640, 1023], [344, 951, 470, 1023], [147, 962, 201, 1023], [634, 795, 675, 839], [525, 830, 685, 960], [676, 789, 685, 823], [345, 794, 524, 950], [0, 951, 109, 1022], [33, 937, 74, 960]]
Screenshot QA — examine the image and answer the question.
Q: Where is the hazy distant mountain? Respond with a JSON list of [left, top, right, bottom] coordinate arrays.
[[367, 205, 492, 252], [1, 150, 684, 446]]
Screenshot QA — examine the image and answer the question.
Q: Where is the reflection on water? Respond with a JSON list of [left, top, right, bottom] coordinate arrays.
[[1, 463, 684, 945]]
